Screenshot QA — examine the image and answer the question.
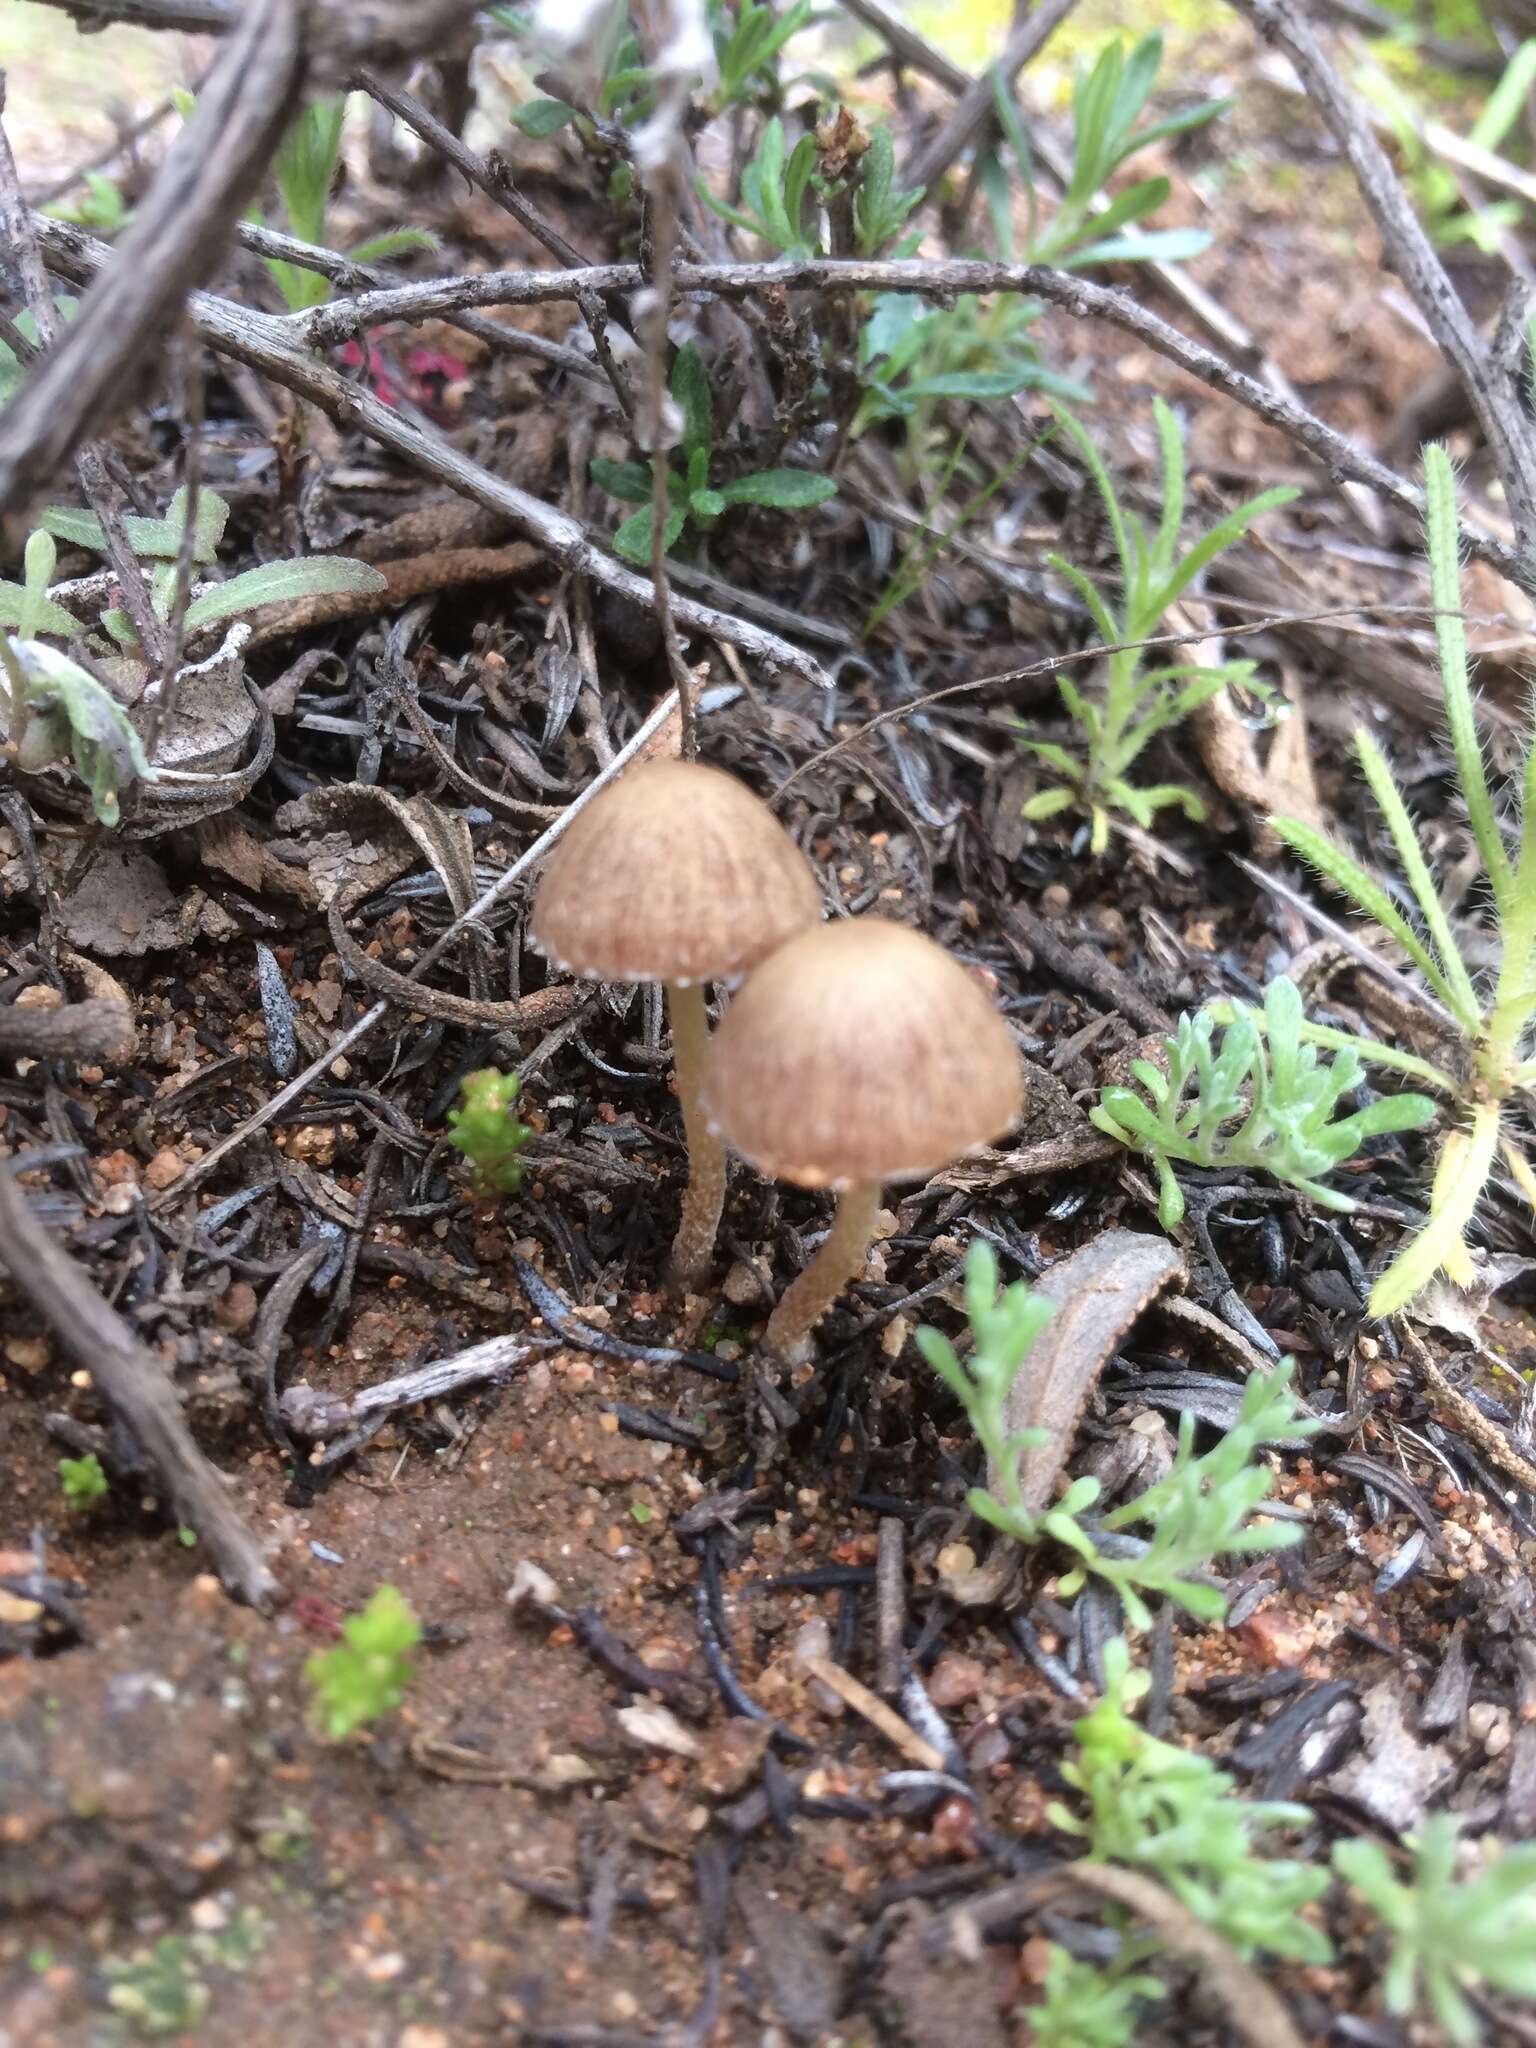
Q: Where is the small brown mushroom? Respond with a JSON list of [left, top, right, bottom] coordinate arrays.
[[531, 759, 821, 1289], [701, 918, 1024, 1360]]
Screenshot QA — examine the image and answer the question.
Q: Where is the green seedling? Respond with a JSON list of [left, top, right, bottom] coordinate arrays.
[[306, 1584, 421, 1740], [1052, 1638, 1332, 1964], [45, 170, 132, 234], [446, 1067, 533, 1195], [711, 0, 813, 111], [852, 125, 925, 258], [1334, 1818, 1536, 2045], [104, 1937, 209, 2039], [1091, 973, 1436, 1230], [987, 34, 1229, 271], [917, 1243, 1318, 1628], [1027, 1945, 1164, 2048], [591, 341, 835, 563], [1273, 444, 1536, 1314], [1361, 40, 1536, 253], [251, 95, 434, 311], [1019, 398, 1296, 851], [697, 114, 822, 255], [852, 288, 1087, 479], [33, 485, 386, 651], [58, 1451, 109, 1507]]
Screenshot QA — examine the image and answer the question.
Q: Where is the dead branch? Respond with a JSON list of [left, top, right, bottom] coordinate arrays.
[[263, 250, 1521, 582], [0, 0, 305, 519], [0, 998, 136, 1063], [29, 214, 829, 683], [904, 0, 1080, 191], [1231, 0, 1536, 575], [0, 1165, 279, 1607]]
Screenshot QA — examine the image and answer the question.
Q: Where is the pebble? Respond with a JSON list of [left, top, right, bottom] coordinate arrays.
[[1239, 1606, 1314, 1669], [1469, 1702, 1512, 1756], [927, 1653, 987, 1708], [144, 1147, 184, 1191]]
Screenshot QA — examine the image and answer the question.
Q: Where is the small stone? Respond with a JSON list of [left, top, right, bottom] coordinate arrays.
[[14, 984, 62, 1012], [4, 1335, 48, 1373], [399, 2028, 451, 2048], [936, 1543, 977, 1580], [721, 1260, 764, 1306], [363, 1953, 405, 1982], [928, 1654, 987, 1708], [1469, 1702, 1512, 1756], [287, 1124, 336, 1167], [969, 1723, 1011, 1771], [1239, 1606, 1313, 1669], [695, 1717, 772, 1799], [189, 1897, 227, 1932], [1040, 883, 1071, 915], [215, 1282, 258, 1332], [144, 1148, 184, 1191]]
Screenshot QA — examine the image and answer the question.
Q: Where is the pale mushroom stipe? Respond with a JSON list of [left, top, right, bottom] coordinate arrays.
[[702, 919, 1025, 1360], [530, 759, 822, 1290]]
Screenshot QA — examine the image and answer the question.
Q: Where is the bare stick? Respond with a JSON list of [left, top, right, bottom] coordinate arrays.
[[0, 0, 305, 518], [904, 0, 1080, 191], [0, 84, 169, 664], [31, 214, 828, 681], [0, 998, 135, 1062], [0, 1165, 279, 1606], [234, 218, 606, 384], [1231, 0, 1536, 571], [255, 246, 1520, 580]]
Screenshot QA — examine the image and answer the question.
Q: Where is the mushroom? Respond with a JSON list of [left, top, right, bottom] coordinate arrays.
[[531, 758, 821, 1290], [701, 918, 1024, 1360]]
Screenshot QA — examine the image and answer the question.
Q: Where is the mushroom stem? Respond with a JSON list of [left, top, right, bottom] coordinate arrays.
[[667, 980, 728, 1292], [764, 1180, 882, 1362]]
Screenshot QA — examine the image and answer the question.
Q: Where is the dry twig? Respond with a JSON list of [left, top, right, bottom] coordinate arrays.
[[0, 1165, 279, 1606]]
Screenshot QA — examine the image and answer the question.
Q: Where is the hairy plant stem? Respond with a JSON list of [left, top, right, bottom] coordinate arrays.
[[667, 981, 726, 1294], [764, 1180, 881, 1361]]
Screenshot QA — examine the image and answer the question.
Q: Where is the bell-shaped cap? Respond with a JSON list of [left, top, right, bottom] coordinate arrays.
[[701, 918, 1024, 1188], [531, 759, 821, 985]]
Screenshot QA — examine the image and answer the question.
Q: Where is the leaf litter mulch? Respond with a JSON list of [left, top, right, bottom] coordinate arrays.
[[4, 10, 1536, 2048]]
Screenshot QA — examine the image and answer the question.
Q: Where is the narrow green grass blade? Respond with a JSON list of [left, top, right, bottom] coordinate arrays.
[[1272, 815, 1480, 1031], [1369, 1103, 1500, 1315], [1354, 729, 1481, 1025], [1424, 444, 1514, 913]]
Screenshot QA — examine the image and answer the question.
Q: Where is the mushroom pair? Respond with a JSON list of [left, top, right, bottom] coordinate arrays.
[[533, 760, 1023, 1354]]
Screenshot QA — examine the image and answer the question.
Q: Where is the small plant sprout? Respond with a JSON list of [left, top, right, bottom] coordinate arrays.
[[1025, 1945, 1164, 2048], [1051, 1638, 1332, 1964], [532, 760, 822, 1292], [58, 1451, 109, 1507], [306, 1584, 421, 1740], [918, 1243, 1320, 1628], [709, 0, 814, 113], [258, 95, 436, 312], [1019, 399, 1297, 852], [1008, 35, 1231, 270], [702, 921, 1023, 1360], [446, 1068, 533, 1195], [1333, 1817, 1536, 2045], [35, 485, 386, 654], [591, 342, 835, 563], [0, 534, 154, 826], [1273, 443, 1536, 1314], [1090, 974, 1437, 1230]]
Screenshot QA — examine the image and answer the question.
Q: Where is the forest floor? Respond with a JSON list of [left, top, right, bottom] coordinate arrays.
[[2, 4, 1536, 2046]]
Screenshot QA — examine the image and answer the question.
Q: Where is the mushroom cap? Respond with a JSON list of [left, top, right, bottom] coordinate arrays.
[[701, 919, 1024, 1188], [531, 760, 822, 985]]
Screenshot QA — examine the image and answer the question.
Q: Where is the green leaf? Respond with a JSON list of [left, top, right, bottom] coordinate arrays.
[[690, 488, 727, 519], [590, 457, 655, 504], [0, 297, 80, 408], [182, 556, 386, 633], [306, 1584, 420, 1740], [345, 225, 439, 265], [512, 97, 578, 136], [1061, 226, 1212, 269], [671, 343, 714, 469], [0, 582, 77, 641], [612, 504, 687, 563], [716, 469, 837, 509]]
